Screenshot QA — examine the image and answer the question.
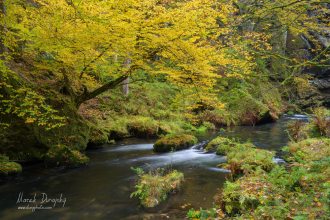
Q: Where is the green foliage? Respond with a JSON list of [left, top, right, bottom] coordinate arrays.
[[87, 81, 202, 140], [223, 145, 275, 176], [0, 155, 22, 175], [205, 136, 238, 154], [284, 138, 330, 163], [186, 207, 218, 220], [218, 79, 284, 126], [127, 116, 159, 138], [45, 145, 89, 167], [287, 120, 309, 142], [130, 168, 184, 208], [287, 107, 330, 143], [153, 134, 198, 153], [312, 107, 330, 137], [0, 60, 65, 131], [217, 137, 330, 219], [88, 125, 109, 147], [205, 136, 274, 176]]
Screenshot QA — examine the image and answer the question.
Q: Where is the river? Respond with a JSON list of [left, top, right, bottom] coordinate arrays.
[[0, 115, 307, 220]]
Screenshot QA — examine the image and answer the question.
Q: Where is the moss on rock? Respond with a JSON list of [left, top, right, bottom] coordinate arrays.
[[205, 136, 238, 154], [127, 116, 159, 138], [153, 134, 198, 152], [0, 155, 22, 175], [45, 144, 89, 167], [284, 138, 330, 162], [87, 124, 109, 147], [220, 143, 275, 176]]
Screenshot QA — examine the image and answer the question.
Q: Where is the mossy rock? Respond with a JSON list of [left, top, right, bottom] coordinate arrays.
[[205, 136, 238, 154], [45, 145, 89, 167], [285, 138, 330, 162], [0, 155, 22, 176], [127, 117, 159, 138], [153, 134, 198, 152], [30, 95, 91, 152], [220, 143, 275, 176], [88, 125, 109, 147]]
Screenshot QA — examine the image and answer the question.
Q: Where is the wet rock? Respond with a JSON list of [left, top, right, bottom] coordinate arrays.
[[153, 134, 197, 153]]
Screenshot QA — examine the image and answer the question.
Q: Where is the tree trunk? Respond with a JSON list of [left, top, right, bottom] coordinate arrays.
[[122, 58, 131, 96], [122, 77, 129, 96], [75, 75, 128, 107]]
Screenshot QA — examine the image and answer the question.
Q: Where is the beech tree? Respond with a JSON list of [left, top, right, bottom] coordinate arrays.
[[1, 0, 252, 108]]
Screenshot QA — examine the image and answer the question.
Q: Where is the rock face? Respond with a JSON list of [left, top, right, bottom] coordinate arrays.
[[0, 98, 91, 167], [286, 28, 330, 108]]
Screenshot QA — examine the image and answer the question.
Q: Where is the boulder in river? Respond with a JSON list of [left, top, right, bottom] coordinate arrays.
[[153, 134, 197, 152]]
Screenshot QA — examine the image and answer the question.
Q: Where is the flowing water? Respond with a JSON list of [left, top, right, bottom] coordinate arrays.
[[0, 115, 307, 220]]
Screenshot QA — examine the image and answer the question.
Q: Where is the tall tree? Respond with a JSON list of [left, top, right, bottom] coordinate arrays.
[[1, 0, 250, 108]]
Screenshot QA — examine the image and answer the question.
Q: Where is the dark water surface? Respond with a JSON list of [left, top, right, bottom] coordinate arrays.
[[0, 116, 304, 220]]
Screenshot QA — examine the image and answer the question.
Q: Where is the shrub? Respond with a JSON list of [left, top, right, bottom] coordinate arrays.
[[287, 120, 309, 142], [312, 107, 330, 137], [153, 134, 198, 152], [130, 168, 184, 208]]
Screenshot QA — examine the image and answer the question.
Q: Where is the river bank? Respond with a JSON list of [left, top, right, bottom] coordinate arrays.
[[0, 116, 298, 219]]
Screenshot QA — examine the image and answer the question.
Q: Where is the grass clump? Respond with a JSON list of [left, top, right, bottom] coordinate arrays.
[[0, 155, 22, 175], [153, 134, 198, 152], [130, 167, 184, 208], [222, 145, 275, 176]]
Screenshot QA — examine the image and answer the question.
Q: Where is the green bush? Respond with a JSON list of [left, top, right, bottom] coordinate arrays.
[[130, 168, 184, 208], [153, 134, 198, 152]]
